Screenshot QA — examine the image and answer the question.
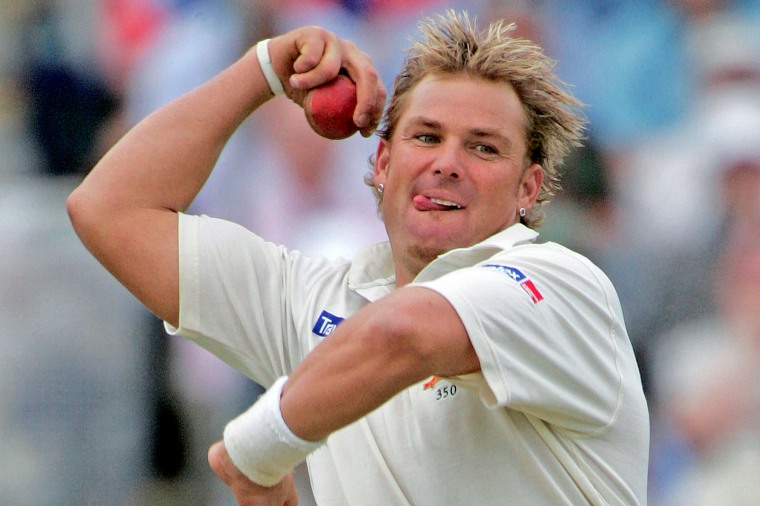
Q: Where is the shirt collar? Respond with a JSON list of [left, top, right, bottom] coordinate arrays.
[[348, 224, 539, 299], [347, 242, 396, 301], [414, 223, 539, 283]]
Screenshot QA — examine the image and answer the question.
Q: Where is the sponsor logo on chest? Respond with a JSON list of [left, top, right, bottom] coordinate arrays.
[[312, 310, 345, 337]]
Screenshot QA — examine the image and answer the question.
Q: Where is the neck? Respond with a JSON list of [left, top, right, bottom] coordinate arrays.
[[393, 249, 439, 288]]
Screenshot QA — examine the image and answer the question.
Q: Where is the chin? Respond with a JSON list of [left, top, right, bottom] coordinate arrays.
[[394, 219, 481, 259], [411, 232, 470, 259]]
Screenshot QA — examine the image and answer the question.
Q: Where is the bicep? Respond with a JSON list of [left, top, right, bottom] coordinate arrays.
[[279, 285, 480, 441], [379, 286, 481, 378]]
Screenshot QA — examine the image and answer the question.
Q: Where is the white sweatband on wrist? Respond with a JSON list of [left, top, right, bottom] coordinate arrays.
[[255, 39, 284, 96], [223, 376, 325, 487]]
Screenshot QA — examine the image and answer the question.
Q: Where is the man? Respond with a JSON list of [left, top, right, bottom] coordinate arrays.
[[68, 11, 649, 505]]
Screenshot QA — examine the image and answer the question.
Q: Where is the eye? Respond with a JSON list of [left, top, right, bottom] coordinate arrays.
[[474, 143, 498, 155], [416, 133, 438, 144]]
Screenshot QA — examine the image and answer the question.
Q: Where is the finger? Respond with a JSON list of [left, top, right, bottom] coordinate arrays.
[[290, 30, 342, 90], [340, 44, 385, 134], [353, 71, 379, 132], [283, 473, 299, 506], [290, 36, 326, 77], [208, 441, 232, 485], [361, 78, 387, 137]]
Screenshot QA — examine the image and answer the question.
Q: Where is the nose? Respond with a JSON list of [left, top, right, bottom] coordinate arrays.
[[431, 141, 461, 180]]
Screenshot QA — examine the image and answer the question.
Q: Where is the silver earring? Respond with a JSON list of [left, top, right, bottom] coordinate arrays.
[[377, 183, 384, 194], [519, 207, 526, 217]]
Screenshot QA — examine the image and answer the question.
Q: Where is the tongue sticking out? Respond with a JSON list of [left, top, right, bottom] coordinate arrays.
[[413, 195, 450, 211], [413, 195, 455, 211]]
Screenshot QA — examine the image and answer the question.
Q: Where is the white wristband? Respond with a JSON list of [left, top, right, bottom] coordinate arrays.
[[223, 376, 324, 487], [256, 39, 285, 96]]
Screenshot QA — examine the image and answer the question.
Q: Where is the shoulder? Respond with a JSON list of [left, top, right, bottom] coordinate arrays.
[[483, 241, 618, 301], [511, 240, 608, 278]]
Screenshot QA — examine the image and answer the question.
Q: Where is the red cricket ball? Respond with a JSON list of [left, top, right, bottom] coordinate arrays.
[[304, 74, 359, 140]]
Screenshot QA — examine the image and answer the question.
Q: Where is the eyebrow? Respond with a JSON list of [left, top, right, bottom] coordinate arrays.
[[406, 116, 442, 131]]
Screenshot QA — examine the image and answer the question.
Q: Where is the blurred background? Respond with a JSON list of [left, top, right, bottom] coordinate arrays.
[[2, 0, 760, 504]]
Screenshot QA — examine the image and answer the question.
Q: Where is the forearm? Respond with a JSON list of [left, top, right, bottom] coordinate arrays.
[[221, 288, 480, 486], [66, 45, 276, 324], [74, 46, 272, 216], [69, 25, 384, 255], [68, 25, 385, 329], [221, 299, 430, 487]]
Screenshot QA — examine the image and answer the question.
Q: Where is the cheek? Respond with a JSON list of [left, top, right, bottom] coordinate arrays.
[[478, 176, 518, 208]]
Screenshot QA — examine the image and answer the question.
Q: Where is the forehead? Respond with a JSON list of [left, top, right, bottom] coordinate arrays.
[[397, 74, 528, 137]]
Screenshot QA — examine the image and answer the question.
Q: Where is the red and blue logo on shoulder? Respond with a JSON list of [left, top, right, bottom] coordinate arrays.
[[482, 264, 544, 304]]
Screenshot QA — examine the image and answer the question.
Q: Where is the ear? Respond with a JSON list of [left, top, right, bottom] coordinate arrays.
[[518, 163, 543, 211], [373, 138, 390, 187]]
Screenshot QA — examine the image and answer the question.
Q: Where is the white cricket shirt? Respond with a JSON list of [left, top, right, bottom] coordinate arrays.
[[168, 213, 649, 505]]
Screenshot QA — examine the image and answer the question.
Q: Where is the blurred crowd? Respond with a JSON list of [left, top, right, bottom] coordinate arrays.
[[1, 0, 760, 504]]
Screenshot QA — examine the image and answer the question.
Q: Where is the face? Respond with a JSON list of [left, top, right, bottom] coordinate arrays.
[[374, 74, 542, 285]]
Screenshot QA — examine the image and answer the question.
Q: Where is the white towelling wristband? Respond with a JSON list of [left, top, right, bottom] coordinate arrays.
[[256, 39, 285, 96], [223, 376, 325, 487]]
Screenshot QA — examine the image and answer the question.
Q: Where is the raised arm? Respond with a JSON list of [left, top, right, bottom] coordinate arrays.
[[66, 27, 385, 327]]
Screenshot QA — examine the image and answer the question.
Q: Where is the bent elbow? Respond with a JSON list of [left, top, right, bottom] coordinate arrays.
[[66, 183, 122, 256], [66, 187, 83, 224], [66, 186, 100, 242], [66, 187, 88, 236]]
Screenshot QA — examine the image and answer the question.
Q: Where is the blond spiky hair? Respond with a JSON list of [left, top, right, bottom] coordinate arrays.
[[368, 10, 586, 228]]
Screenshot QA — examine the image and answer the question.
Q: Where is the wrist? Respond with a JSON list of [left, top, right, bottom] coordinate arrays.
[[255, 39, 285, 96], [223, 376, 324, 487]]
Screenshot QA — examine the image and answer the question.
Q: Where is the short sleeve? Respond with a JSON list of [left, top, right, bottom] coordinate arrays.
[[167, 213, 312, 387], [417, 247, 627, 434]]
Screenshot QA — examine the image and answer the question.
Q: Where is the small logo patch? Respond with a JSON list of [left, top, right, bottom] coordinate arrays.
[[423, 376, 441, 390], [483, 264, 544, 303], [312, 310, 345, 337]]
